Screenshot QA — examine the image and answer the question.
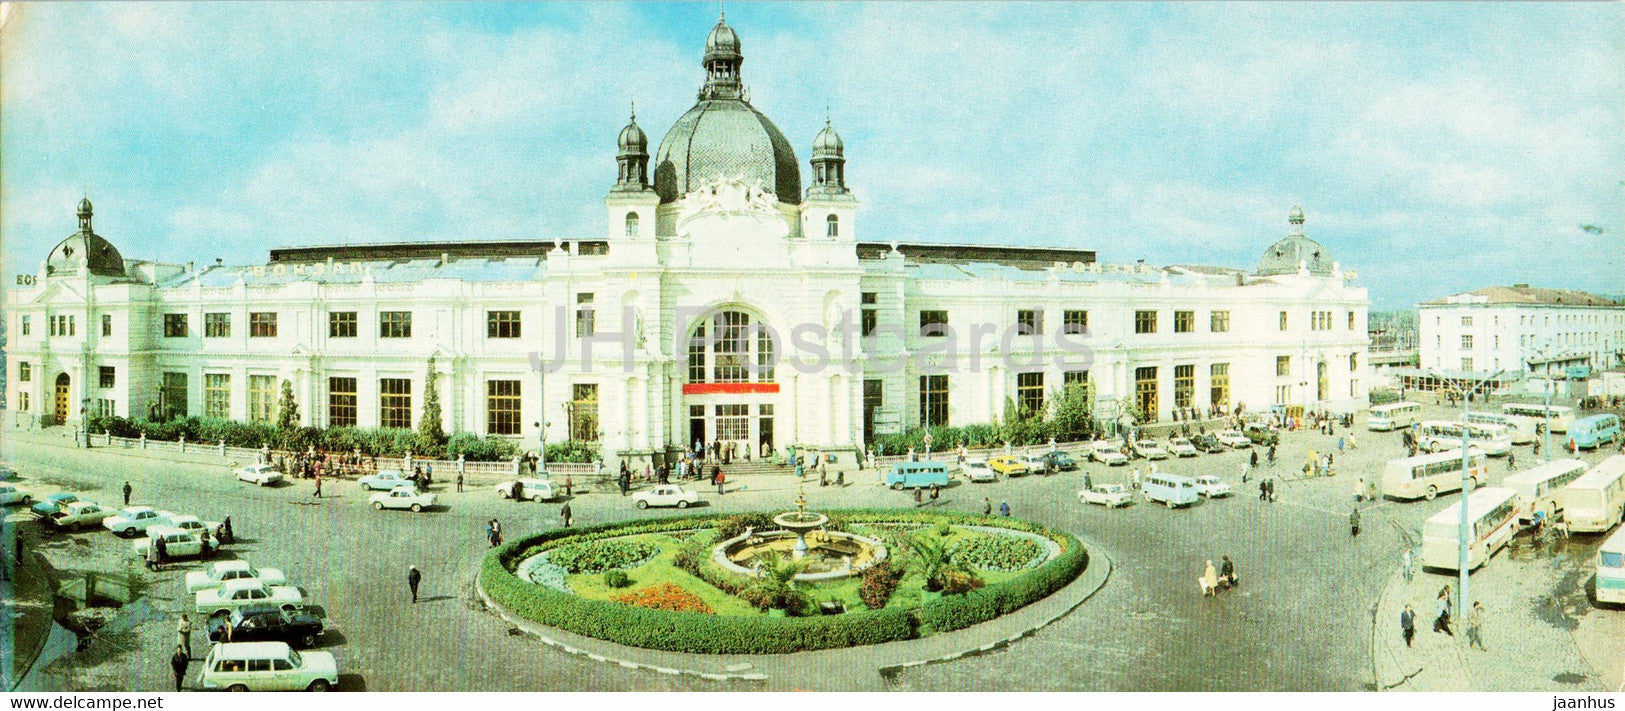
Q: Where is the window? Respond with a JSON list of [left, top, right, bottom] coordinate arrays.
[[248, 375, 276, 424], [1461, 316, 1473, 327], [624, 212, 639, 237], [715, 403, 748, 441], [1063, 370, 1090, 389], [164, 314, 189, 338], [1135, 366, 1158, 422], [162, 372, 188, 419], [328, 377, 357, 428], [1350, 353, 1359, 372], [1134, 310, 1157, 334], [1017, 372, 1045, 414], [1279, 311, 1288, 331], [1277, 355, 1291, 377], [379, 378, 412, 429], [380, 311, 412, 338], [1016, 309, 1042, 336], [919, 310, 949, 338], [329, 312, 357, 338], [101, 314, 112, 337], [487, 380, 522, 436], [203, 313, 230, 338], [1063, 310, 1088, 335], [919, 375, 949, 427], [826, 214, 839, 238], [1461, 357, 1475, 372], [17, 392, 29, 411], [1174, 311, 1195, 333], [20, 316, 29, 336], [1461, 335, 1473, 349], [575, 294, 595, 337], [1210, 310, 1230, 333], [19, 362, 32, 382], [861, 292, 878, 337], [249, 312, 277, 338], [98, 366, 115, 389], [1348, 311, 1356, 330], [1276, 384, 1292, 405], [569, 384, 599, 440], [204, 374, 230, 418], [688, 320, 708, 382], [1210, 363, 1230, 411], [1174, 364, 1195, 408], [487, 311, 522, 339]]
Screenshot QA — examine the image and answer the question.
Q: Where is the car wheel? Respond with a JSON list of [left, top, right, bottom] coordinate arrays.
[[302, 633, 318, 647], [1425, 486, 1438, 501], [410, 503, 423, 513], [307, 679, 331, 692], [372, 502, 384, 510], [636, 500, 649, 509], [1166, 499, 1174, 509], [532, 495, 544, 503], [677, 500, 691, 509], [361, 484, 372, 491], [891, 483, 903, 490], [228, 684, 249, 693]]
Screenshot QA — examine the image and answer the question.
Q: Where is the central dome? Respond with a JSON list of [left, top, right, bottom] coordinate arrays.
[[653, 16, 801, 205]]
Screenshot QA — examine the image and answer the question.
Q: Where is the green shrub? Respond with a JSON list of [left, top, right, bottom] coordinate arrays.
[[548, 538, 660, 573], [857, 561, 904, 610], [543, 440, 600, 463], [954, 534, 1045, 572], [920, 531, 1088, 633], [602, 570, 633, 588], [714, 513, 778, 542]]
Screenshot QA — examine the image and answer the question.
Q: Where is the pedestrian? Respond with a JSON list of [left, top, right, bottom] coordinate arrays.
[[914, 486, 924, 505], [1355, 477, 1366, 502], [512, 480, 524, 502], [408, 565, 421, 604], [146, 534, 161, 570], [1267, 478, 1276, 502], [1401, 547, 1414, 582], [123, 481, 133, 506], [999, 501, 1011, 517], [170, 644, 189, 691], [313, 474, 322, 498], [930, 483, 940, 501], [154, 534, 168, 571], [1267, 444, 1277, 464], [564, 474, 573, 498], [1083, 471, 1093, 490], [983, 497, 993, 516], [1349, 506, 1361, 537], [1400, 605, 1416, 647], [561, 501, 573, 528], [176, 614, 193, 659], [220, 516, 234, 544], [1348, 433, 1359, 450], [1338, 436, 1345, 453], [715, 470, 725, 496], [620, 471, 631, 496], [836, 469, 845, 487], [1466, 602, 1488, 651], [456, 471, 464, 493], [1250, 450, 1259, 470], [1507, 451, 1517, 471], [491, 518, 503, 546], [1259, 480, 1269, 501], [1434, 586, 1453, 635], [820, 469, 828, 487]]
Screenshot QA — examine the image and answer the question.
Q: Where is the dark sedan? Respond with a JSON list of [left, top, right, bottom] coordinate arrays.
[[1042, 451, 1080, 472], [1190, 434, 1227, 453], [206, 604, 326, 647]]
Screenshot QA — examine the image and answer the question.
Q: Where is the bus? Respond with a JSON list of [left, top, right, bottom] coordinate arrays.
[[1367, 402, 1423, 432], [1381, 449, 1489, 501], [1502, 403, 1575, 434], [1420, 487, 1519, 571], [1567, 414, 1622, 450], [1558, 456, 1625, 533], [1464, 411, 1537, 445], [1501, 458, 1588, 527], [1595, 527, 1625, 605], [1416, 420, 1514, 457]]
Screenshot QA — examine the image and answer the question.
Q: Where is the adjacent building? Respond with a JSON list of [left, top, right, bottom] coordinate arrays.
[[1415, 285, 1625, 388]]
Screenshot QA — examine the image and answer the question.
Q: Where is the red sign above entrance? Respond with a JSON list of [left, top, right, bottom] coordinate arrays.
[[682, 383, 780, 395]]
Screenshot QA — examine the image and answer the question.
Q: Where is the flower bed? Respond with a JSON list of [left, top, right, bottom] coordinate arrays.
[[954, 533, 1046, 572], [548, 538, 661, 573], [614, 582, 714, 613]]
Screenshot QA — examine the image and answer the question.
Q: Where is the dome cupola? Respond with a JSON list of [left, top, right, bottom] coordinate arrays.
[[1257, 205, 1334, 276], [613, 105, 651, 191], [46, 198, 127, 279], [807, 117, 849, 197]]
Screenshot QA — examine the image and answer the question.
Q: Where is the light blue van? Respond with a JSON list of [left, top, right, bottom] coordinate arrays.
[[1569, 414, 1622, 450], [886, 461, 951, 490], [1142, 473, 1200, 508]]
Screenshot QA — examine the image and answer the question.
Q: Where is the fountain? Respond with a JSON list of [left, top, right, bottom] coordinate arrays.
[[713, 486, 888, 581], [773, 489, 828, 559]]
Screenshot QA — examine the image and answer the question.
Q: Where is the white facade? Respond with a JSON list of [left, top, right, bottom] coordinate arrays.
[[1418, 286, 1625, 377]]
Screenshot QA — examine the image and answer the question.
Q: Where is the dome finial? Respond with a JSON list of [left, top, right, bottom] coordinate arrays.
[[629, 100, 636, 122]]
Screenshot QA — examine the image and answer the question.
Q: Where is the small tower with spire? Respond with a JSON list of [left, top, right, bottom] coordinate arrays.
[[801, 113, 857, 242], [614, 104, 650, 191], [700, 12, 744, 101], [607, 104, 659, 243]]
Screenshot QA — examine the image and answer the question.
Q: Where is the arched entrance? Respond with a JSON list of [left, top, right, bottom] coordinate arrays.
[[54, 372, 71, 426], [1316, 361, 1329, 402], [682, 309, 779, 459]]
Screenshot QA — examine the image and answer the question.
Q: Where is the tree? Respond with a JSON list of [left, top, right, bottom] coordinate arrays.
[[418, 356, 446, 450], [276, 379, 299, 432], [1051, 381, 1096, 442]]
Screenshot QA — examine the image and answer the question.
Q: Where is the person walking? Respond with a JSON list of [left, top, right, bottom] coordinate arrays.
[[1434, 586, 1454, 635], [1400, 604, 1417, 647], [715, 469, 725, 496], [170, 644, 189, 691], [983, 497, 993, 516], [914, 486, 924, 505], [1355, 477, 1366, 503], [312, 474, 322, 499], [1466, 602, 1488, 651], [1267, 443, 1277, 464], [408, 565, 422, 604], [929, 483, 940, 502], [836, 469, 845, 487], [220, 516, 234, 545], [1349, 506, 1361, 537], [561, 501, 573, 528], [1250, 450, 1259, 470], [564, 474, 573, 498], [1200, 560, 1219, 597], [456, 471, 464, 493], [1267, 478, 1276, 502], [1401, 547, 1414, 582], [176, 614, 193, 659], [999, 501, 1011, 517], [122, 481, 133, 506], [154, 534, 168, 571], [1259, 479, 1269, 501]]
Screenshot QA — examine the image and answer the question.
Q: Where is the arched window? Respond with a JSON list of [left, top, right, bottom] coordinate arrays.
[[686, 311, 774, 383], [624, 212, 640, 237], [826, 214, 839, 238]]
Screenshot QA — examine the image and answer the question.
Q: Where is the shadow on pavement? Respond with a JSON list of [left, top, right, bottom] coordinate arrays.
[[336, 673, 366, 692]]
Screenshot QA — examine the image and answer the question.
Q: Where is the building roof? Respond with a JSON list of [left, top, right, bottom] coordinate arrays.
[[161, 257, 547, 289], [46, 199, 127, 279], [855, 241, 1096, 268], [1256, 206, 1334, 277], [1423, 285, 1623, 308]]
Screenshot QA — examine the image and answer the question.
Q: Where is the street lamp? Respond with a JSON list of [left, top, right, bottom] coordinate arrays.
[[1425, 366, 1507, 631], [80, 398, 92, 448]]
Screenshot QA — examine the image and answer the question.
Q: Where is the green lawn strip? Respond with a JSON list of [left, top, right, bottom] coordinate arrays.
[[567, 535, 760, 616]]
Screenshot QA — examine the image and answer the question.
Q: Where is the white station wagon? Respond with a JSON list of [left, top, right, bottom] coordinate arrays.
[[1216, 430, 1253, 448], [235, 464, 283, 486], [370, 486, 436, 512], [196, 579, 304, 617], [186, 560, 289, 594], [199, 641, 337, 692], [1088, 441, 1129, 466], [1193, 475, 1234, 498], [1078, 483, 1134, 508], [103, 506, 168, 537], [0, 482, 34, 506], [1135, 440, 1171, 460], [962, 459, 997, 483], [358, 470, 412, 491], [133, 526, 206, 559], [1166, 438, 1200, 458], [494, 478, 556, 502], [632, 485, 699, 509]]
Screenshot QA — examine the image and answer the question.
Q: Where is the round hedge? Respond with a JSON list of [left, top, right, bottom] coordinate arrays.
[[479, 509, 1089, 655]]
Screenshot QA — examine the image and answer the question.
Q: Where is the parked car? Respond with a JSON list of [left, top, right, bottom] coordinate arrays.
[[369, 486, 436, 512], [195, 579, 304, 617], [1042, 451, 1080, 472], [1134, 440, 1170, 460], [1166, 437, 1200, 457], [494, 478, 556, 502], [198, 641, 337, 692], [1017, 453, 1051, 474], [962, 459, 997, 483], [134, 526, 207, 559], [49, 501, 116, 531], [1193, 475, 1233, 498], [31, 492, 79, 518], [1216, 430, 1252, 448], [1078, 483, 1134, 507], [1244, 423, 1280, 446], [886, 462, 951, 489], [206, 605, 325, 647], [163, 513, 225, 540], [0, 482, 34, 506], [987, 455, 1030, 477], [186, 560, 289, 594], [103, 506, 169, 537], [632, 484, 700, 509], [357, 470, 413, 491], [1190, 434, 1226, 453], [0, 464, 17, 481], [235, 464, 284, 486], [1087, 441, 1130, 466]]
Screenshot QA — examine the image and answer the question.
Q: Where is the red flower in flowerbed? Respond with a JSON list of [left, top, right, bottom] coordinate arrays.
[[612, 582, 714, 614]]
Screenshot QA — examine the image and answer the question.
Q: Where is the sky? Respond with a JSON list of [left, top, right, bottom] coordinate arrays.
[[1, 2, 1620, 310]]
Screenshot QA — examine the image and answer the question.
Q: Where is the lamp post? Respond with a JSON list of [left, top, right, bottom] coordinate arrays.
[[1425, 366, 1507, 629], [81, 397, 92, 448]]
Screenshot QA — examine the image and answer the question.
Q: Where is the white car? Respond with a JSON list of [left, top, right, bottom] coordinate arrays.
[[962, 459, 997, 483], [235, 464, 283, 486], [1088, 441, 1129, 466], [1166, 438, 1200, 458], [49, 501, 116, 531], [358, 470, 413, 491], [1216, 430, 1252, 448], [1135, 440, 1170, 460], [163, 513, 225, 540], [632, 484, 699, 509], [495, 478, 556, 502], [370, 486, 436, 512], [200, 641, 338, 692], [1017, 454, 1051, 474], [1193, 475, 1233, 498], [134, 526, 207, 559], [103, 506, 169, 537], [0, 482, 34, 506], [196, 579, 304, 617], [186, 560, 289, 594], [1078, 483, 1134, 507]]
